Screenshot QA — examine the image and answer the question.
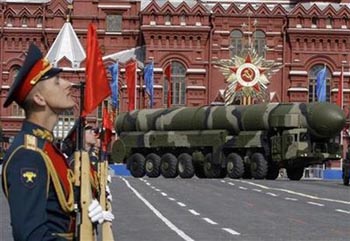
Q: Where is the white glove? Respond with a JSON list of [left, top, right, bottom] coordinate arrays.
[[107, 174, 112, 184], [102, 211, 115, 222], [88, 199, 115, 224], [106, 185, 113, 202], [88, 199, 104, 224]]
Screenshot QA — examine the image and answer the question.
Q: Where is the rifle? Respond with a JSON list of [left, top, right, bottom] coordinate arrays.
[[98, 122, 115, 241], [98, 159, 114, 240], [73, 83, 96, 241]]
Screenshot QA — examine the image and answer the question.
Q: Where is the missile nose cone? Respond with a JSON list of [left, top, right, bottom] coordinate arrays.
[[308, 103, 346, 138]]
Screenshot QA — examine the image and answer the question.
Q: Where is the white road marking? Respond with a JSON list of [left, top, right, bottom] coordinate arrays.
[[335, 209, 350, 214], [202, 217, 217, 225], [146, 182, 151, 186], [168, 197, 176, 201], [177, 202, 186, 207], [266, 192, 278, 197], [121, 177, 195, 241], [151, 186, 155, 189], [285, 197, 298, 201], [222, 228, 240, 235], [221, 180, 226, 183], [237, 180, 350, 205], [161, 192, 168, 196], [228, 182, 235, 186], [307, 201, 324, 207], [239, 186, 247, 190], [252, 189, 262, 192], [189, 209, 200, 216], [155, 188, 161, 192]]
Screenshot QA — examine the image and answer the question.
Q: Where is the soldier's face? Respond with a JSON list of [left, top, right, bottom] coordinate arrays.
[[38, 76, 76, 112]]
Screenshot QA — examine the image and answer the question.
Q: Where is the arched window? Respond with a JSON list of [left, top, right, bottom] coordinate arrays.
[[253, 30, 266, 56], [21, 16, 28, 27], [180, 11, 186, 25], [230, 30, 243, 57], [163, 61, 186, 106], [165, 11, 171, 25], [10, 67, 25, 117], [309, 64, 331, 102], [6, 15, 14, 27], [326, 16, 333, 28], [36, 16, 43, 27], [311, 16, 318, 28]]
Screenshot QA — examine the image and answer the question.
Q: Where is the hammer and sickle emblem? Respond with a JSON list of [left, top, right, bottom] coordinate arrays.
[[23, 171, 37, 183], [242, 68, 254, 81]]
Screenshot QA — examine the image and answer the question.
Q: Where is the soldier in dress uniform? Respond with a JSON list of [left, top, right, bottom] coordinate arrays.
[[1, 44, 112, 241]]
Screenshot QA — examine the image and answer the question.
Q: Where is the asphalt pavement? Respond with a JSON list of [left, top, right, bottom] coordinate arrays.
[[0, 175, 349, 241]]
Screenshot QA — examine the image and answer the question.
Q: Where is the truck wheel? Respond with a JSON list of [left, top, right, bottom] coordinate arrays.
[[194, 163, 206, 178], [287, 167, 304, 181], [177, 153, 195, 178], [250, 153, 268, 179], [226, 153, 244, 179], [161, 153, 178, 178], [145, 153, 161, 178], [203, 153, 222, 178], [127, 153, 146, 178], [266, 163, 279, 180]]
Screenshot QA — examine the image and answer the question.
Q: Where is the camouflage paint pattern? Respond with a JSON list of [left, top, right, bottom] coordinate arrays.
[[116, 102, 345, 139]]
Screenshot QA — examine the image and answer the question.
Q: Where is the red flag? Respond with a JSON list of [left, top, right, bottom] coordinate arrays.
[[337, 65, 344, 108], [165, 64, 171, 107], [102, 106, 112, 152], [126, 61, 137, 111], [83, 23, 111, 116]]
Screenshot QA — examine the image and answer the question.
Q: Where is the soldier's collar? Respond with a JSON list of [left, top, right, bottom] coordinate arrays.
[[23, 121, 54, 142], [32, 128, 54, 142]]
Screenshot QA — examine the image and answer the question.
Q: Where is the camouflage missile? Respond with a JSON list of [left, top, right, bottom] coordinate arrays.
[[116, 102, 346, 139]]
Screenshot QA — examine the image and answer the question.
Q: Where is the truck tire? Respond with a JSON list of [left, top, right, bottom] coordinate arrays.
[[161, 153, 178, 178], [287, 167, 304, 181], [127, 153, 146, 178], [250, 153, 268, 179], [177, 153, 195, 178], [266, 163, 280, 180], [203, 153, 222, 178], [226, 153, 244, 179], [145, 153, 161, 178], [194, 163, 206, 178]]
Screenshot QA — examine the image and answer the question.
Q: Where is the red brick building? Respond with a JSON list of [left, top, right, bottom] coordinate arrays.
[[1, 0, 350, 166]]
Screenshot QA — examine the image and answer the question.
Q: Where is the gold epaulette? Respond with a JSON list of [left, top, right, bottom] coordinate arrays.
[[24, 134, 38, 151]]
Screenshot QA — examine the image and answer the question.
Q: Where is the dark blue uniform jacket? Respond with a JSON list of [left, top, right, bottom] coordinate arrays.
[[1, 121, 75, 241]]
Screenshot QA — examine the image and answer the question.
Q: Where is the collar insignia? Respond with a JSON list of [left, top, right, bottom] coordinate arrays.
[[33, 128, 54, 142]]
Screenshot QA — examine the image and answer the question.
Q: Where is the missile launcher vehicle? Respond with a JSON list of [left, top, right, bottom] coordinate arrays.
[[111, 102, 346, 180]]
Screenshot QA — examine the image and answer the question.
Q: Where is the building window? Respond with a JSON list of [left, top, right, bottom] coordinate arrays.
[[253, 30, 266, 56], [311, 16, 318, 28], [296, 16, 303, 28], [6, 15, 13, 27], [106, 14, 122, 32], [309, 64, 330, 102], [22, 16, 28, 27], [180, 11, 186, 26], [230, 30, 243, 57], [326, 16, 333, 29], [10, 67, 25, 117], [165, 12, 171, 25], [36, 16, 43, 27], [53, 110, 75, 140], [163, 61, 186, 106]]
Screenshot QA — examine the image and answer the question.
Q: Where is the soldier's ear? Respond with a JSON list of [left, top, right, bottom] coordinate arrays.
[[32, 92, 46, 106]]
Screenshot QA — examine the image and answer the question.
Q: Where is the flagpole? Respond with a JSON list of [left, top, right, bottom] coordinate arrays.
[[135, 59, 137, 110]]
